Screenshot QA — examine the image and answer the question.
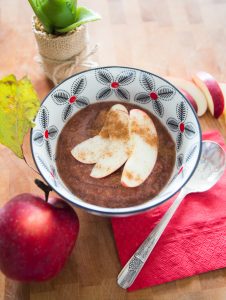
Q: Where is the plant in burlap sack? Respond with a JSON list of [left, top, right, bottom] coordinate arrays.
[[28, 0, 101, 85]]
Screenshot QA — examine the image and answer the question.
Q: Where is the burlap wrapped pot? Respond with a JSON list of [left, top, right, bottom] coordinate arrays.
[[32, 16, 98, 85]]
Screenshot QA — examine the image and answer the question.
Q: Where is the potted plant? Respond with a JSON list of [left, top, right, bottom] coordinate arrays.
[[28, 0, 101, 85]]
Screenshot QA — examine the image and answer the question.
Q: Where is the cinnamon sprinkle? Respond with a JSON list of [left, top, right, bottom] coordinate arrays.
[[99, 126, 109, 139], [100, 150, 113, 158], [130, 119, 157, 146], [124, 170, 142, 182], [99, 110, 129, 141], [77, 151, 87, 161]]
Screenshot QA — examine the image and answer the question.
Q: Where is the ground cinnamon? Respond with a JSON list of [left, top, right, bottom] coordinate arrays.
[[99, 109, 129, 141], [123, 170, 141, 182], [130, 119, 158, 146]]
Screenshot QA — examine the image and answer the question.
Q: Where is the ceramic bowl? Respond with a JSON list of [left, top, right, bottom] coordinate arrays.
[[31, 66, 202, 216]]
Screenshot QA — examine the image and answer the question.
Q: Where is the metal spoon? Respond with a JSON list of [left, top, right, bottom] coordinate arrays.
[[117, 140, 226, 289]]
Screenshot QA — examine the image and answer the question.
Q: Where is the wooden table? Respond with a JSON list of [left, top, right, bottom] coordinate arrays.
[[1, 0, 226, 299]]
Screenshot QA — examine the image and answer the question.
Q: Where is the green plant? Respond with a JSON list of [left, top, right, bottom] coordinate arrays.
[[28, 0, 101, 34]]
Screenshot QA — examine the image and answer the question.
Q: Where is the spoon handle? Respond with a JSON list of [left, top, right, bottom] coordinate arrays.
[[117, 188, 188, 289]]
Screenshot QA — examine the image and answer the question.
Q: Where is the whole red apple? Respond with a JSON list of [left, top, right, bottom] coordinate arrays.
[[0, 193, 79, 281]]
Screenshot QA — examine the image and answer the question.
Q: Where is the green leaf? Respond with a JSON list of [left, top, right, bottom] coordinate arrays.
[[0, 75, 40, 158], [28, 0, 78, 34], [56, 6, 101, 33], [28, 0, 53, 33], [41, 0, 77, 32]]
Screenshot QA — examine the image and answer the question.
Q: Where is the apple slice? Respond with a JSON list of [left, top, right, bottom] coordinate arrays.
[[71, 104, 128, 164], [90, 140, 129, 178], [219, 83, 226, 122], [121, 109, 158, 187], [71, 135, 110, 164], [166, 76, 207, 116], [180, 89, 198, 113], [90, 105, 130, 178], [192, 71, 224, 118]]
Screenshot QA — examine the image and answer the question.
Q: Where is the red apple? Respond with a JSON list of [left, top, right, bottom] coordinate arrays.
[[180, 88, 198, 113], [0, 193, 79, 281], [192, 71, 224, 118], [166, 76, 207, 116]]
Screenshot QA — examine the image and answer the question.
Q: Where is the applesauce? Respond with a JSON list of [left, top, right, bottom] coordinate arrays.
[[56, 101, 176, 208]]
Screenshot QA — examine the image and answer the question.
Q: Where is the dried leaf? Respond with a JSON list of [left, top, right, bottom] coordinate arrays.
[[0, 75, 40, 158]]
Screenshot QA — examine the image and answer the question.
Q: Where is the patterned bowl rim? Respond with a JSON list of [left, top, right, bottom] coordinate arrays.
[[30, 66, 202, 216]]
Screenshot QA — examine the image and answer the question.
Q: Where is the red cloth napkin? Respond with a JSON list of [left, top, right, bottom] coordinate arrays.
[[111, 131, 226, 291]]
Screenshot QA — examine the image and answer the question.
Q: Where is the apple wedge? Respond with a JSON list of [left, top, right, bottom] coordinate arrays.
[[71, 104, 128, 164], [192, 71, 224, 118], [90, 105, 130, 178], [180, 89, 198, 113], [219, 83, 226, 122], [71, 135, 110, 164], [121, 109, 158, 187], [90, 140, 129, 178], [166, 76, 207, 116]]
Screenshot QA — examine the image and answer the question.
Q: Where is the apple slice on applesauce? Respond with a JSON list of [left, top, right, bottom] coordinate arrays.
[[90, 105, 130, 178], [72, 105, 158, 187], [121, 109, 158, 187], [71, 104, 128, 164], [71, 135, 109, 164]]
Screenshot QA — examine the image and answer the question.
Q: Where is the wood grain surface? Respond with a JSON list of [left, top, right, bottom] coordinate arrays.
[[1, 0, 226, 299]]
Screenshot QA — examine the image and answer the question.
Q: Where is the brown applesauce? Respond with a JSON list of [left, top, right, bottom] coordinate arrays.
[[56, 101, 176, 208]]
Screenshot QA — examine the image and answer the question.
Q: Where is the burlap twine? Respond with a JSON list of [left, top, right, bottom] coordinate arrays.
[[32, 16, 98, 85]]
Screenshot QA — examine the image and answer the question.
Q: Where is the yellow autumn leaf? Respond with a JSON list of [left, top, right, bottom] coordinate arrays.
[[0, 75, 40, 158]]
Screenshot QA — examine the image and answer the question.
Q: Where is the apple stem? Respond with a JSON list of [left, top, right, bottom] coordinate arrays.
[[34, 179, 53, 202]]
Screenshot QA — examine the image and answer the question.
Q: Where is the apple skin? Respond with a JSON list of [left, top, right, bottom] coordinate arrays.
[[166, 76, 207, 116], [0, 194, 79, 282], [219, 83, 226, 122], [192, 71, 224, 118], [180, 88, 198, 113]]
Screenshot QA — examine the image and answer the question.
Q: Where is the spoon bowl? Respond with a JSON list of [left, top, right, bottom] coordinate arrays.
[[186, 141, 226, 192]]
